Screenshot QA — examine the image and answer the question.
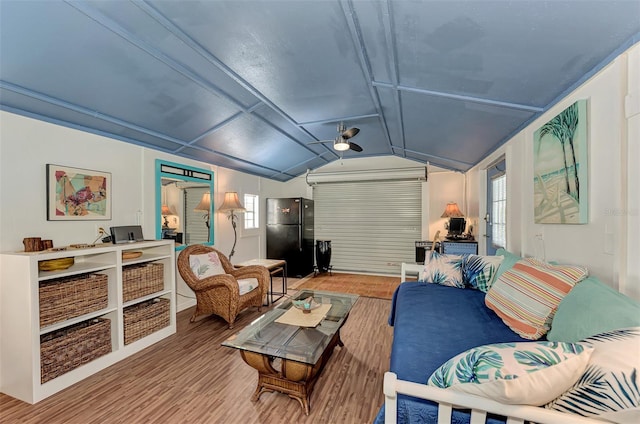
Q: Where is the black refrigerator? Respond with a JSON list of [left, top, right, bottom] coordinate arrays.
[[266, 197, 314, 278]]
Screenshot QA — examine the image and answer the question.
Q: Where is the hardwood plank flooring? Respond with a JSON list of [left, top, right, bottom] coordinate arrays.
[[0, 295, 393, 424]]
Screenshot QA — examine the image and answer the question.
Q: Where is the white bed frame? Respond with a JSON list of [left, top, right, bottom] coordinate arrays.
[[385, 264, 603, 424], [383, 372, 601, 424]]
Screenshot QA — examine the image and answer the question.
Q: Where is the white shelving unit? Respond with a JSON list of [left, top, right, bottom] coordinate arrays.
[[0, 240, 176, 404]]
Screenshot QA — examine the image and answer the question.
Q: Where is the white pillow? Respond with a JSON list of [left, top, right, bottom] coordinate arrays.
[[546, 327, 640, 419], [428, 341, 593, 406], [420, 251, 465, 288], [189, 252, 226, 279]]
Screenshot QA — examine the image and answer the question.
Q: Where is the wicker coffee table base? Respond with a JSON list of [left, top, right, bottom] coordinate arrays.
[[240, 331, 343, 415]]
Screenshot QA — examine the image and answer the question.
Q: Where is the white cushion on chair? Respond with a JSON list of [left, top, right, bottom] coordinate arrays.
[[189, 252, 226, 279], [237, 278, 259, 296]]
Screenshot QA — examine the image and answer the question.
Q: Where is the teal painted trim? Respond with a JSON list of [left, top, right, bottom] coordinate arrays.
[[155, 159, 215, 249], [155, 159, 164, 241]]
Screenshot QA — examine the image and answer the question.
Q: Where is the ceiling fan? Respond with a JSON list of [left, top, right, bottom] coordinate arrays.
[[308, 122, 363, 152]]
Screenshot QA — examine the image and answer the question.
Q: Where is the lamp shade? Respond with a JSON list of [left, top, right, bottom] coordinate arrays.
[[194, 192, 211, 212], [441, 202, 464, 218], [161, 204, 172, 215], [218, 192, 246, 213]]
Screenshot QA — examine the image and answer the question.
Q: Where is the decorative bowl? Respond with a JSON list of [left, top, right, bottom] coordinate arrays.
[[292, 296, 321, 314], [38, 257, 74, 271], [122, 251, 143, 260]]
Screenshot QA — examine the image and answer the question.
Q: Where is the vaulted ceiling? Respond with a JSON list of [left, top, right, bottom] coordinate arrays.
[[1, 1, 639, 181]]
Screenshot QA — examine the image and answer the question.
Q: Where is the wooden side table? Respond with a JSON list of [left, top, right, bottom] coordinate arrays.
[[234, 259, 287, 304]]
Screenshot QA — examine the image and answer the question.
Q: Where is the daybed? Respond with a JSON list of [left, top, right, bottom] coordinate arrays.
[[375, 249, 640, 424]]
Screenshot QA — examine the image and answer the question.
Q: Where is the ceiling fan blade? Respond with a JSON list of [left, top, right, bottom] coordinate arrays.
[[342, 127, 360, 139], [349, 142, 363, 152]]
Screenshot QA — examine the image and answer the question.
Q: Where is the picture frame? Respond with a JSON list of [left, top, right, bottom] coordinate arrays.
[[533, 99, 589, 224], [46, 164, 112, 221]]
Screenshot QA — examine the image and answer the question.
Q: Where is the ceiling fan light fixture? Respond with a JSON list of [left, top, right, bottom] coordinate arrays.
[[334, 137, 350, 151]]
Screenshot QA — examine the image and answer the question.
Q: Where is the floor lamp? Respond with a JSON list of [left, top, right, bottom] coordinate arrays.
[[218, 192, 246, 260]]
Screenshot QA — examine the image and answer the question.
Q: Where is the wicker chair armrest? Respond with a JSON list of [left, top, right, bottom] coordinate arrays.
[[190, 274, 239, 294], [231, 265, 270, 295], [231, 265, 266, 278]]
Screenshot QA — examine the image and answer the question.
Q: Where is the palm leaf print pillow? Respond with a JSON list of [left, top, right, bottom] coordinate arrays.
[[545, 327, 640, 421], [461, 254, 504, 292], [427, 341, 593, 406], [420, 251, 465, 288]]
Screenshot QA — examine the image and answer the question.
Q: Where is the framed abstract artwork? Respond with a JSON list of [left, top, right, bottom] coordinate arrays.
[[533, 99, 589, 224], [46, 164, 112, 220]]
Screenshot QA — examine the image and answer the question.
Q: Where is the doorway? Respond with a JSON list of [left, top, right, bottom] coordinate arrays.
[[485, 159, 506, 255]]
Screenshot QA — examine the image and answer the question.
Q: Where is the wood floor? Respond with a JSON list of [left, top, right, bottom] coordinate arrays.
[[0, 295, 393, 424]]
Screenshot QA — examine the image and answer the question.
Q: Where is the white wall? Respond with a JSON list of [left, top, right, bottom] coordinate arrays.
[[623, 44, 640, 300], [466, 42, 640, 298], [427, 171, 466, 239], [0, 112, 146, 251]]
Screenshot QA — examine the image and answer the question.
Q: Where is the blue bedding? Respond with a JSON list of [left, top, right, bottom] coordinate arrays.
[[375, 283, 530, 424]]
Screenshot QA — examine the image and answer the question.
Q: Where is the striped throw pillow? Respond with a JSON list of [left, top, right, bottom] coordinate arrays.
[[485, 258, 588, 340]]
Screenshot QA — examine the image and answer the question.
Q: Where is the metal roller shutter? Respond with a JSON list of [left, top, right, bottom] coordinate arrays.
[[313, 180, 421, 275]]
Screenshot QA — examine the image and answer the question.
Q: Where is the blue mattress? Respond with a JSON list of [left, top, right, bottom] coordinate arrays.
[[375, 283, 530, 424]]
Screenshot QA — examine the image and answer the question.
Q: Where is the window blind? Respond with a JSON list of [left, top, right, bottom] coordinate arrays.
[[184, 187, 209, 244]]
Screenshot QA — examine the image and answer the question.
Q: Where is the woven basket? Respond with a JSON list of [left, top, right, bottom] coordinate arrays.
[[39, 273, 108, 328], [40, 318, 111, 383], [123, 298, 170, 345], [122, 263, 164, 302]]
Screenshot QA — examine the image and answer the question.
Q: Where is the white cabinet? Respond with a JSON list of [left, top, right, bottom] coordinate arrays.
[[0, 240, 176, 403]]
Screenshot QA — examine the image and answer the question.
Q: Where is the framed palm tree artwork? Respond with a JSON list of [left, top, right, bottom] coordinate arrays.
[[533, 99, 588, 224]]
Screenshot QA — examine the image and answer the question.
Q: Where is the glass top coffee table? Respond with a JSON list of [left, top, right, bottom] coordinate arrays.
[[222, 290, 358, 414]]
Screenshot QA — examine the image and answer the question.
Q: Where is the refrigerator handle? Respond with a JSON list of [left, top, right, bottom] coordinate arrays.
[[299, 225, 303, 251]]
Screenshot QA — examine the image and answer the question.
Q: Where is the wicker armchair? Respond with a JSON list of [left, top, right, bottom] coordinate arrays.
[[177, 245, 269, 328]]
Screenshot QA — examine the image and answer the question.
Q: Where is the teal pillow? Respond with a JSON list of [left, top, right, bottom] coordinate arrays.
[[493, 248, 521, 282], [547, 277, 640, 342]]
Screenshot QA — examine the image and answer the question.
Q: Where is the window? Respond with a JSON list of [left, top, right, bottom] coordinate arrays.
[[243, 194, 259, 229], [491, 174, 507, 249]]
